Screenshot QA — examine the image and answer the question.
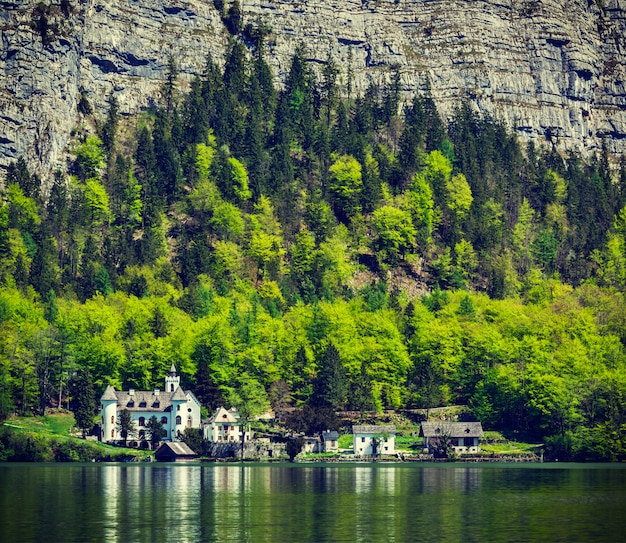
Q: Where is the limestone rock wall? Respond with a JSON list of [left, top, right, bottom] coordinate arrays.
[[1, 0, 625, 184]]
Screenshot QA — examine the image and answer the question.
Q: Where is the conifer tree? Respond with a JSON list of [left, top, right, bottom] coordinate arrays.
[[311, 343, 347, 410], [71, 368, 97, 437]]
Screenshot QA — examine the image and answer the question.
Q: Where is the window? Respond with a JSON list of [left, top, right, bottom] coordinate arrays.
[[170, 384, 174, 392], [218, 436, 222, 441], [224, 425, 229, 432], [111, 429, 114, 438], [230, 436, 234, 441], [138, 417, 145, 427], [139, 430, 145, 439], [111, 416, 114, 424], [361, 437, 365, 443], [161, 416, 168, 425], [230, 425, 234, 431], [177, 404, 180, 411], [176, 416, 182, 425], [187, 417, 192, 428], [139, 401, 146, 408], [188, 408, 192, 413]]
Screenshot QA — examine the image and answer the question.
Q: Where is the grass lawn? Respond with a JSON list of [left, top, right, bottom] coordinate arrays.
[[395, 434, 423, 452], [7, 410, 76, 436], [3, 410, 150, 460], [338, 434, 353, 449], [480, 430, 542, 456]]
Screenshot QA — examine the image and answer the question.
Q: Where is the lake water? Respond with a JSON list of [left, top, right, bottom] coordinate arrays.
[[1, 462, 625, 543]]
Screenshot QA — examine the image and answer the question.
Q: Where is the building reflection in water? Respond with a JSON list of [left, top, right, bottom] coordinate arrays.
[[98, 463, 484, 542], [100, 464, 203, 543]]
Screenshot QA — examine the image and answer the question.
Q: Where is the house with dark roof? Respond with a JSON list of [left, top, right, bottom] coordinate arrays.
[[303, 435, 322, 453], [321, 430, 339, 453], [154, 441, 198, 462], [352, 425, 396, 456], [100, 365, 201, 446], [419, 421, 484, 455]]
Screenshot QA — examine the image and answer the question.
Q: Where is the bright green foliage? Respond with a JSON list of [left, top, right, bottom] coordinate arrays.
[[227, 156, 252, 202], [423, 150, 452, 199], [371, 205, 416, 265], [406, 173, 434, 248], [328, 154, 363, 220], [84, 178, 112, 227], [6, 184, 40, 231], [446, 173, 473, 219], [454, 239, 478, 279], [210, 202, 245, 241], [195, 142, 216, 181], [2, 48, 626, 462], [75, 135, 105, 180]]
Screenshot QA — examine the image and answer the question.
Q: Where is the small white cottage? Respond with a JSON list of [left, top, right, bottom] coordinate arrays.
[[100, 365, 201, 445], [204, 406, 251, 443], [352, 425, 396, 456]]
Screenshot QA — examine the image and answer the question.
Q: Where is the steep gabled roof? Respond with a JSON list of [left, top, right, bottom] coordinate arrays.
[[101, 385, 117, 401], [322, 430, 339, 440], [352, 425, 396, 435], [171, 386, 187, 401], [207, 406, 241, 424], [155, 441, 197, 459], [420, 422, 484, 438]]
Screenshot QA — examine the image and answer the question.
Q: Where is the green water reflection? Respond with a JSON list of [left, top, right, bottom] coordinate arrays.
[[1, 463, 625, 542]]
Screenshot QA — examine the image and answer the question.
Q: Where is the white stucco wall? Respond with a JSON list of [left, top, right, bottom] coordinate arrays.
[[354, 433, 395, 456]]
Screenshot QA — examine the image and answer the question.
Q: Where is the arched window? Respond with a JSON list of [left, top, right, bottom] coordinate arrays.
[[175, 416, 182, 425], [111, 429, 114, 438], [138, 417, 145, 427], [161, 416, 168, 425], [139, 430, 145, 439], [187, 417, 192, 428], [170, 384, 174, 392]]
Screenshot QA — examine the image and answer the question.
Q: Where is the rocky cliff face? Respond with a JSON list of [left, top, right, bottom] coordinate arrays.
[[1, 0, 625, 184]]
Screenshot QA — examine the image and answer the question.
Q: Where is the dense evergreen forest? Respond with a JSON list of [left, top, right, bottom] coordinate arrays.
[[2, 36, 626, 461]]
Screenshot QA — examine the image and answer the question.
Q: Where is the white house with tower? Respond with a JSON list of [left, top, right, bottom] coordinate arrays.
[[100, 364, 201, 445]]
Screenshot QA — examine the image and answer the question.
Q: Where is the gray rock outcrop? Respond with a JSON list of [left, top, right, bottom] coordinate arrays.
[[1, 0, 625, 185]]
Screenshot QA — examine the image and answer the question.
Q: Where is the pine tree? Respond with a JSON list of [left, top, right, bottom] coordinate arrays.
[[311, 343, 347, 410], [101, 93, 119, 154], [71, 368, 97, 437]]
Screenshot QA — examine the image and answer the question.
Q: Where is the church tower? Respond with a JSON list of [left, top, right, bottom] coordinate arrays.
[[165, 364, 180, 392]]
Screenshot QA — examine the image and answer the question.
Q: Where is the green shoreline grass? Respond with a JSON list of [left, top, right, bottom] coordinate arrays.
[[1, 411, 150, 462]]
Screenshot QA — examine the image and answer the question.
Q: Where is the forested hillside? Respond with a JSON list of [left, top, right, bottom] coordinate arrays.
[[1, 38, 626, 461]]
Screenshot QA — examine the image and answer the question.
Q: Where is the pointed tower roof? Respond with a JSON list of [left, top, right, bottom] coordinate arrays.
[[170, 363, 177, 375], [171, 386, 187, 401], [101, 385, 117, 401]]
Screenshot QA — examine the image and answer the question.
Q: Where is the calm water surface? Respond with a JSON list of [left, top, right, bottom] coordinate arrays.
[[1, 462, 625, 543]]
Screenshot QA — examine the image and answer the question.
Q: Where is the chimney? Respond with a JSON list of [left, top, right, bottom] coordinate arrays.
[[154, 389, 160, 396], [129, 389, 135, 396]]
